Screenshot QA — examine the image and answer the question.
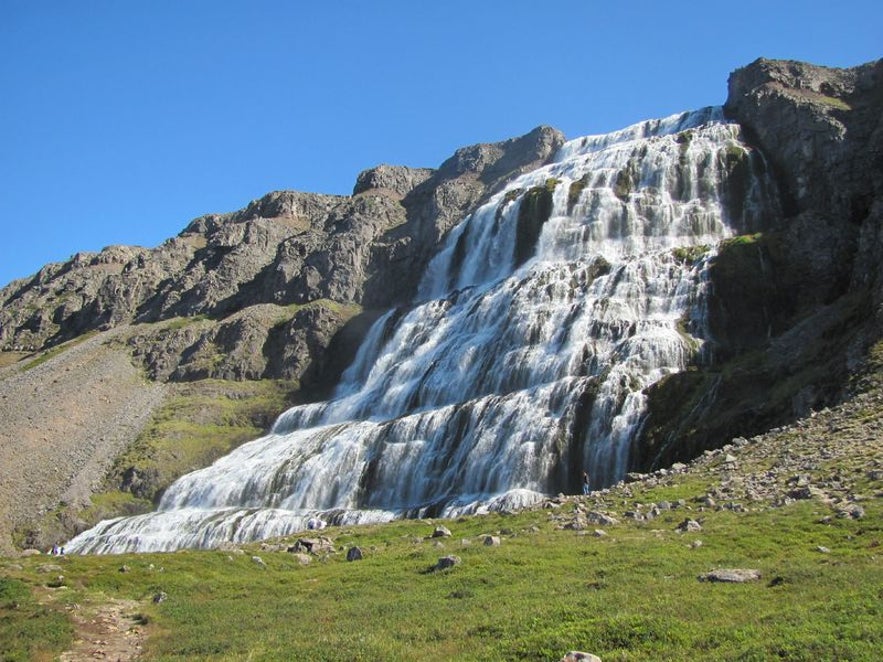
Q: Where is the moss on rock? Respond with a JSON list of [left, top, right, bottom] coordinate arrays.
[[513, 179, 558, 267]]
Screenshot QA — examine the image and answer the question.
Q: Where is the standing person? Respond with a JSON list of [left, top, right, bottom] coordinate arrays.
[[582, 471, 590, 495]]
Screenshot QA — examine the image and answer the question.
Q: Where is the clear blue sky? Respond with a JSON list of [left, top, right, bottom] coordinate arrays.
[[1, 1, 880, 287]]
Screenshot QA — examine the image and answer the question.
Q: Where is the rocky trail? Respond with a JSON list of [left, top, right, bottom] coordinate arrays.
[[54, 595, 147, 662], [0, 328, 167, 554]]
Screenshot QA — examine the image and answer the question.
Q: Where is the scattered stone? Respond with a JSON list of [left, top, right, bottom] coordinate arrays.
[[699, 568, 761, 583], [836, 504, 865, 519], [152, 591, 168, 604], [483, 536, 501, 546], [788, 486, 814, 500], [560, 652, 602, 662], [563, 517, 588, 530], [432, 526, 452, 538], [816, 545, 831, 554], [260, 542, 285, 552], [700, 495, 716, 508], [46, 574, 65, 588], [346, 546, 363, 561], [593, 529, 608, 537], [291, 553, 312, 566], [433, 555, 461, 572], [294, 537, 335, 554], [251, 555, 267, 568], [37, 563, 63, 573], [118, 565, 130, 573], [586, 512, 619, 526], [676, 518, 702, 533], [20, 549, 41, 557], [690, 540, 703, 549]]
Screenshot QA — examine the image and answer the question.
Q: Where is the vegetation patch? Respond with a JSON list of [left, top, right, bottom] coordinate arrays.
[[0, 576, 73, 660], [20, 331, 98, 371], [671, 245, 710, 264], [1, 470, 879, 660], [0, 351, 31, 368], [567, 174, 591, 215], [107, 378, 297, 504]]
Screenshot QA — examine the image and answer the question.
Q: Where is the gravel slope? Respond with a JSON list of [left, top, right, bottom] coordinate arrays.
[[0, 328, 167, 554]]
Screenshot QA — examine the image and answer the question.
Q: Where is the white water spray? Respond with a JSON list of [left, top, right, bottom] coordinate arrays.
[[68, 108, 776, 553]]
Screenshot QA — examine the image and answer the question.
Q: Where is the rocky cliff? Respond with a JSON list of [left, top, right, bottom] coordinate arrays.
[[0, 126, 564, 390], [635, 57, 883, 469]]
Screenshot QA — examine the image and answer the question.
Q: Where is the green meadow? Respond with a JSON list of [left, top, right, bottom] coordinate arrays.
[[2, 478, 880, 661]]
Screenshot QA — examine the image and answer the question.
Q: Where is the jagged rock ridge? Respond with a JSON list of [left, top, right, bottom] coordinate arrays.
[[0, 126, 565, 388]]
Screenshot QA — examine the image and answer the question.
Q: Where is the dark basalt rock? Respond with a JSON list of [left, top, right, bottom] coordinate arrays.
[[633, 57, 883, 472]]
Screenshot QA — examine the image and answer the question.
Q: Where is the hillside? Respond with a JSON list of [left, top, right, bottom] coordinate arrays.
[[1, 347, 880, 659], [1, 57, 882, 554]]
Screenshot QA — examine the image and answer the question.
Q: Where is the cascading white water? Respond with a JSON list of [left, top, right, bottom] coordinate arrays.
[[67, 107, 777, 553]]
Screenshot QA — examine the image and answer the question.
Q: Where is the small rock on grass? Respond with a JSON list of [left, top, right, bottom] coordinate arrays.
[[560, 652, 602, 662], [698, 568, 761, 583]]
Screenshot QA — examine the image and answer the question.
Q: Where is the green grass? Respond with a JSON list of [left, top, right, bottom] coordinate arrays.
[[2, 489, 880, 660], [0, 576, 73, 661], [107, 379, 297, 503]]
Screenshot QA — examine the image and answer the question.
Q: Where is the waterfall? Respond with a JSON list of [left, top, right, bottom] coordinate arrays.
[[67, 107, 776, 553]]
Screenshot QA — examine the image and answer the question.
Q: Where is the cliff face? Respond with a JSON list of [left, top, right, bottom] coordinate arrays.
[[634, 58, 883, 469], [0, 127, 564, 390]]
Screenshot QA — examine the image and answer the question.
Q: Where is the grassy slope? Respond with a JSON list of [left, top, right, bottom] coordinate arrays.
[[2, 347, 882, 661], [1, 430, 880, 661]]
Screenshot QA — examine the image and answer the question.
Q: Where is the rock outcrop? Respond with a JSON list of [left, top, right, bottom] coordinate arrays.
[[634, 57, 883, 470], [0, 125, 565, 390]]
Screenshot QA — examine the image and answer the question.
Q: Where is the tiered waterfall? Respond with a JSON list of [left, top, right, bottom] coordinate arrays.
[[68, 107, 777, 553]]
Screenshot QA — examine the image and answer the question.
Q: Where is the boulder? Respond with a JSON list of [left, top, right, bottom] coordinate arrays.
[[433, 555, 461, 572]]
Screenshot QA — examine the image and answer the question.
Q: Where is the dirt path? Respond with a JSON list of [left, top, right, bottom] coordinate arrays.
[[0, 328, 167, 553], [56, 596, 147, 661]]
